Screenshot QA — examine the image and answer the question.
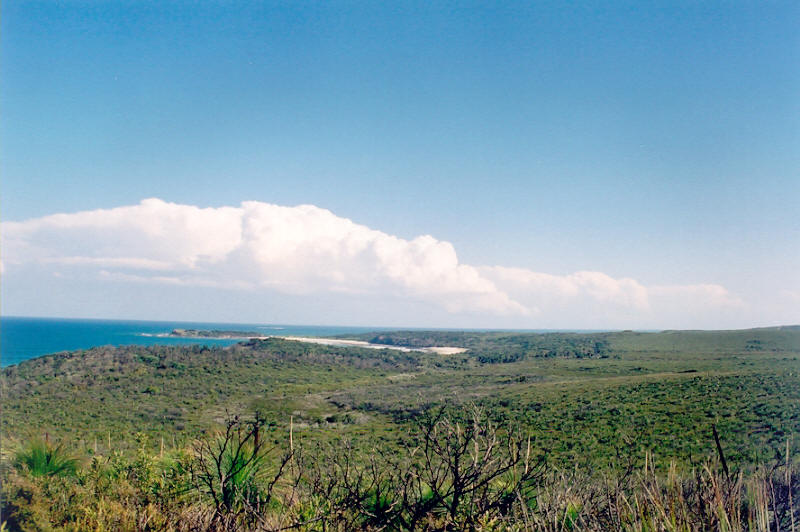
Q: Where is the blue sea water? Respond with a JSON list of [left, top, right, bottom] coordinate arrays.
[[0, 316, 391, 367]]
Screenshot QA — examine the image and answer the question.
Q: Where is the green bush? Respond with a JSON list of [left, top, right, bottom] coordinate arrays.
[[15, 438, 79, 478]]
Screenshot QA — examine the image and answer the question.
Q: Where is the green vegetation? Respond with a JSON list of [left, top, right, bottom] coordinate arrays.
[[1, 326, 799, 529], [351, 330, 612, 361], [14, 439, 79, 478]]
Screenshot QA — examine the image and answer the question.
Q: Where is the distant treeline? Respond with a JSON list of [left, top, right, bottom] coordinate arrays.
[[351, 326, 800, 363]]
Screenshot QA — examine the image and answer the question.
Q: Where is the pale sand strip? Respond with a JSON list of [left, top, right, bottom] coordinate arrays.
[[156, 333, 466, 355], [158, 331, 467, 355], [276, 336, 466, 355]]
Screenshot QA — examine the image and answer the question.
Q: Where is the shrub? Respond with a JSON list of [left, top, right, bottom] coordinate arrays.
[[15, 438, 79, 478], [190, 413, 292, 527]]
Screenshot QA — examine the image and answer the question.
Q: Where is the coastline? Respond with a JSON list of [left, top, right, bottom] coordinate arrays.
[[153, 331, 468, 354], [277, 336, 467, 355]]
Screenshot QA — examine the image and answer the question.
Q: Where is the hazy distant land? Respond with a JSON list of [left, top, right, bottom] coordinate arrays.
[[166, 328, 270, 339]]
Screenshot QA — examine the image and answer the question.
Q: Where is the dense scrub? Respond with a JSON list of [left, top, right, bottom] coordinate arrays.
[[2, 327, 799, 529], [350, 326, 800, 363], [2, 408, 798, 531], [353, 331, 611, 362]]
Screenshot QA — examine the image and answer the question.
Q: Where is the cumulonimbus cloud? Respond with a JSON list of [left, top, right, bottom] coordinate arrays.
[[2, 198, 742, 320]]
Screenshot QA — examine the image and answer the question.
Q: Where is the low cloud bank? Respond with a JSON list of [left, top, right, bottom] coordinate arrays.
[[3, 198, 742, 324]]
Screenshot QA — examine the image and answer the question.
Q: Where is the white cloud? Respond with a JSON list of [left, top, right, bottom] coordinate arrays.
[[2, 198, 746, 324], [4, 198, 242, 269], [3, 199, 524, 315], [483, 267, 650, 312], [780, 289, 800, 304], [648, 283, 743, 308], [481, 267, 743, 327]]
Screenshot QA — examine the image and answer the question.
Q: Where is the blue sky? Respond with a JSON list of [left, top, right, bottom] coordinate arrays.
[[2, 1, 798, 328]]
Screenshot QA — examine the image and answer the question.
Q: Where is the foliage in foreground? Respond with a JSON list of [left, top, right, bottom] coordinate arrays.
[[13, 438, 79, 478], [3, 328, 799, 529], [2, 408, 799, 531]]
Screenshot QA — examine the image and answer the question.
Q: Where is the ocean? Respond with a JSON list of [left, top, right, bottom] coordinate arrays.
[[0, 316, 392, 367]]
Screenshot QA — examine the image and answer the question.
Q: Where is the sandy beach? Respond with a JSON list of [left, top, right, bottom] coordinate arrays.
[[277, 336, 467, 355], [155, 330, 467, 354]]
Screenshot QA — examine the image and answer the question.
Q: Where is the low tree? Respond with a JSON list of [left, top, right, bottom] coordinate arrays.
[[396, 405, 546, 529], [189, 412, 291, 528]]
